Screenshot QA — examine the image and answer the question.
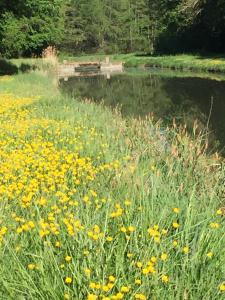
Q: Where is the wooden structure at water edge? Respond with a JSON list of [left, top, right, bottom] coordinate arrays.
[[58, 57, 123, 78]]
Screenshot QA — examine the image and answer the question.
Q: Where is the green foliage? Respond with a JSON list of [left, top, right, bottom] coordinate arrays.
[[63, 0, 152, 54], [0, 13, 28, 58], [0, 0, 66, 58], [1, 0, 225, 57], [152, 0, 225, 53], [62, 0, 225, 55]]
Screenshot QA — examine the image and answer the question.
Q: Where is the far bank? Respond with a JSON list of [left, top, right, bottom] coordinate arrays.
[[59, 53, 225, 74]]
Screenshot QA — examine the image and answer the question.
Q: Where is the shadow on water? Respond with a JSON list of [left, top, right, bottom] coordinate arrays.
[[59, 70, 225, 154], [0, 58, 37, 75]]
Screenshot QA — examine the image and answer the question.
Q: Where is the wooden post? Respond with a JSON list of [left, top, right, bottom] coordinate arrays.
[[105, 56, 110, 64]]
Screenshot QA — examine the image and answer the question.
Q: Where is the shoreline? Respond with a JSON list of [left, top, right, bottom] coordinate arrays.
[[59, 53, 225, 74]]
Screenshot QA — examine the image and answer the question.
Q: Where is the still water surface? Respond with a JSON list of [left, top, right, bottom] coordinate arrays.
[[60, 68, 225, 153]]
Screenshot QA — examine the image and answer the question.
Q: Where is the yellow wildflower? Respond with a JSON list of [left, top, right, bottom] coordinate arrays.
[[135, 279, 142, 285], [161, 253, 168, 261], [207, 252, 213, 258], [37, 197, 47, 206], [162, 275, 169, 283], [135, 294, 147, 300], [115, 292, 124, 299], [84, 268, 91, 275], [124, 200, 131, 206], [150, 256, 157, 263], [173, 207, 180, 213], [87, 294, 98, 300], [55, 241, 61, 247], [128, 226, 135, 232], [120, 226, 127, 233], [136, 261, 143, 268], [65, 255, 72, 262], [106, 236, 113, 242], [127, 253, 133, 258], [109, 275, 116, 282], [65, 277, 72, 284], [219, 283, 225, 292], [172, 222, 180, 229], [28, 264, 36, 270], [183, 247, 189, 254], [172, 240, 178, 247], [210, 222, 220, 229]]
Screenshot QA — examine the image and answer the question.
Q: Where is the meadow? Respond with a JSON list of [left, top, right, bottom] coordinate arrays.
[[0, 71, 224, 300]]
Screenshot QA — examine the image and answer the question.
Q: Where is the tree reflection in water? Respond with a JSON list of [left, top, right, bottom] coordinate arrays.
[[60, 71, 225, 154]]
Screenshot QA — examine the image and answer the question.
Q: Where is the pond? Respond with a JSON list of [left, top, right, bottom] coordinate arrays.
[[59, 68, 225, 154]]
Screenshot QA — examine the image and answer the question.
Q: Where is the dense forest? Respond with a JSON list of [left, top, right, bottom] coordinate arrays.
[[0, 0, 225, 57]]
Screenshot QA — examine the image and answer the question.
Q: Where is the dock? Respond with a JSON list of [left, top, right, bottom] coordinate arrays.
[[57, 57, 123, 78]]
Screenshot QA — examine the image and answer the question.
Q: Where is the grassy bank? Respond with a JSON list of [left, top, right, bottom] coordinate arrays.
[[0, 57, 57, 77], [3, 53, 225, 77], [0, 72, 224, 300], [121, 67, 225, 82], [60, 53, 225, 74]]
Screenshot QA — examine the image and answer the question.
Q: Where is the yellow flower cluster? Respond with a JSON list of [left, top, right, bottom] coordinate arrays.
[[0, 93, 224, 299]]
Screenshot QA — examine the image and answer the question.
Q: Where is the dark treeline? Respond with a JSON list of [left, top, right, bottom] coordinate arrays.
[[0, 0, 225, 58]]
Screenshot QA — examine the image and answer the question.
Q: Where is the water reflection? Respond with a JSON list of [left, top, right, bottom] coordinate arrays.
[[59, 69, 225, 153]]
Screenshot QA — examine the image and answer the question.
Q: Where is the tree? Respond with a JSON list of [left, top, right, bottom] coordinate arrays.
[[62, 0, 152, 54], [128, 0, 151, 52], [0, 0, 66, 57], [1, 0, 225, 57], [186, 0, 225, 52], [0, 13, 28, 57]]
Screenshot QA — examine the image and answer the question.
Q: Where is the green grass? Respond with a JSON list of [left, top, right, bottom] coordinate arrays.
[[123, 67, 225, 82], [10, 57, 57, 70], [59, 53, 225, 74], [0, 71, 224, 299], [0, 57, 57, 77]]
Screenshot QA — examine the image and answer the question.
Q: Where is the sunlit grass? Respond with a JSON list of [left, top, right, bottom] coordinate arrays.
[[0, 73, 224, 299], [122, 54, 225, 73]]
